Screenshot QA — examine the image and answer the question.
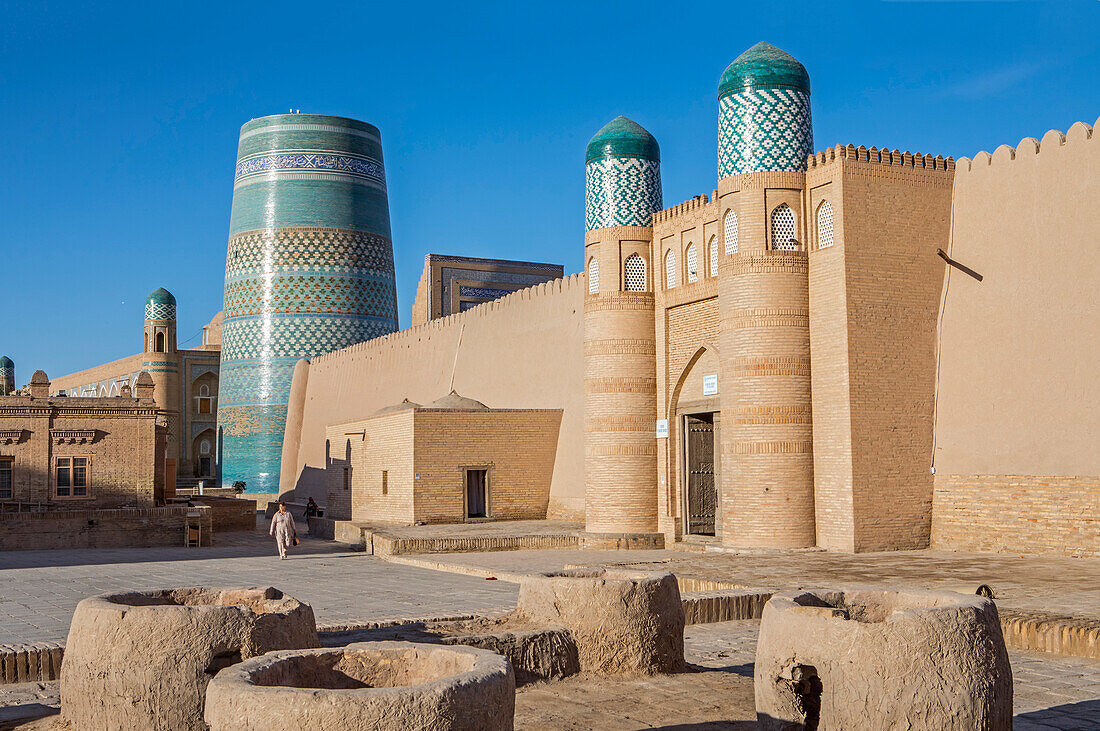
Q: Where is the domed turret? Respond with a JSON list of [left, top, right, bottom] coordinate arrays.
[[144, 287, 177, 321], [718, 42, 813, 178], [0, 356, 13, 396], [585, 116, 663, 231]]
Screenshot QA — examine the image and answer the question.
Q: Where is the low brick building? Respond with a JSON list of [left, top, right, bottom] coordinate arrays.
[[0, 370, 166, 508], [325, 392, 562, 525]]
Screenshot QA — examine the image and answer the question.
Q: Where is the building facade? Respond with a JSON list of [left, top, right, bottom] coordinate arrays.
[[217, 113, 400, 495], [273, 43, 1096, 555], [410, 255, 564, 326], [0, 370, 165, 507], [49, 289, 221, 489]]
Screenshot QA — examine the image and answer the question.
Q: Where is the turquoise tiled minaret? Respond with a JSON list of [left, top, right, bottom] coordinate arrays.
[[718, 42, 813, 178], [0, 356, 13, 396], [144, 287, 177, 321], [585, 116, 662, 231], [218, 114, 399, 493]]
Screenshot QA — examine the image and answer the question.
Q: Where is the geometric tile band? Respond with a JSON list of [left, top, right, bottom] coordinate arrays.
[[220, 316, 398, 362], [719, 88, 813, 177], [585, 157, 663, 231], [234, 151, 385, 189], [223, 275, 398, 319], [144, 301, 176, 321], [225, 228, 395, 280]]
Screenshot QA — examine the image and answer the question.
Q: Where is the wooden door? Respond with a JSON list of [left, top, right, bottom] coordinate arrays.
[[685, 414, 716, 535]]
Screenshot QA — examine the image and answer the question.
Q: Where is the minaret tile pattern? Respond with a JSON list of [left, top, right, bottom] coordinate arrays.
[[718, 42, 813, 178], [0, 356, 14, 396], [585, 116, 663, 231], [218, 114, 399, 493]]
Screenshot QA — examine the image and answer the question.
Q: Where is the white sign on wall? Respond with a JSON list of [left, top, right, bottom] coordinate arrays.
[[655, 419, 669, 439], [703, 374, 719, 396]]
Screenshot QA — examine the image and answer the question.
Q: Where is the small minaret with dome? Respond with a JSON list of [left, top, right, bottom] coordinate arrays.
[[144, 287, 177, 355], [582, 116, 663, 546], [0, 356, 14, 396], [718, 41, 813, 178]]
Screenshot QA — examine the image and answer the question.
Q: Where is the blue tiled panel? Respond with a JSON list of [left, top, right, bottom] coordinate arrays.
[[718, 88, 813, 177], [217, 114, 399, 493], [584, 157, 662, 230]]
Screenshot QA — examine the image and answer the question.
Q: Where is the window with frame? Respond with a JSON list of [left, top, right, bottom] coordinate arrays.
[[723, 210, 739, 254], [0, 457, 12, 500], [623, 254, 646, 292], [770, 203, 798, 251], [817, 200, 835, 249], [588, 257, 599, 294], [686, 243, 699, 283], [665, 249, 677, 289], [56, 457, 89, 498], [197, 383, 214, 414]]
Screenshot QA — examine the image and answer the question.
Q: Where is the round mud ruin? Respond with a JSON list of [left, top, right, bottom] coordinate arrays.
[[61, 586, 317, 731], [755, 587, 1012, 730], [204, 640, 515, 731], [515, 568, 684, 674]]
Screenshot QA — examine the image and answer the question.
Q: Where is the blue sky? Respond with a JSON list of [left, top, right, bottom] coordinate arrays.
[[2, 0, 1097, 380]]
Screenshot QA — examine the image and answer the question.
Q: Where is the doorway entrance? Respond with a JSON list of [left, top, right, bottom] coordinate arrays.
[[465, 468, 488, 519], [684, 413, 716, 536]]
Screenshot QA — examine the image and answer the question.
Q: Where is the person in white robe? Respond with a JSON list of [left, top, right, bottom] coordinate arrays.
[[269, 502, 297, 559]]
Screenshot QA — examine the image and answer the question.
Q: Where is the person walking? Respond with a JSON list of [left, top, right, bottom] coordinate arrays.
[[269, 502, 297, 559]]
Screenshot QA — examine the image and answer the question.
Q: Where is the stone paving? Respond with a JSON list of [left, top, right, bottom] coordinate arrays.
[[0, 531, 517, 644], [389, 546, 1100, 620]]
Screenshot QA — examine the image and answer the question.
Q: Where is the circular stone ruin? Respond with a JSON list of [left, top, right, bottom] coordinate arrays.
[[515, 568, 684, 674], [204, 640, 515, 731], [755, 588, 1012, 730], [62, 586, 318, 731]]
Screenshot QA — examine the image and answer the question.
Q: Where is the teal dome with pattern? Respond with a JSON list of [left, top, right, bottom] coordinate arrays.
[[585, 116, 661, 164], [585, 117, 663, 231], [719, 42, 810, 97], [0, 356, 13, 396], [144, 287, 177, 321], [0, 356, 12, 368], [718, 42, 813, 178]]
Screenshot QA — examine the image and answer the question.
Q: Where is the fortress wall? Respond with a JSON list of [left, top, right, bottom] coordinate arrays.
[[837, 149, 955, 552], [932, 119, 1100, 555], [284, 274, 585, 519]]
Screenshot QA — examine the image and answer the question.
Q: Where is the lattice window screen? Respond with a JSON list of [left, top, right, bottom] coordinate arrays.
[[817, 201, 835, 249], [686, 244, 699, 283], [708, 236, 718, 277], [724, 211, 739, 254], [588, 257, 599, 294], [624, 254, 646, 292], [665, 250, 677, 289], [771, 204, 797, 251]]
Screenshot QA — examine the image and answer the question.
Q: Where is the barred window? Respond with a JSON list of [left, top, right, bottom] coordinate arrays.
[[0, 457, 12, 500], [817, 200, 835, 249], [771, 203, 797, 251], [588, 257, 599, 294], [723, 210, 739, 254], [624, 254, 646, 292], [708, 235, 718, 277], [686, 243, 699, 283], [664, 249, 677, 289]]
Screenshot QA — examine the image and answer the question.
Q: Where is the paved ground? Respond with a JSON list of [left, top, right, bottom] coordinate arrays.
[[4, 621, 1097, 729], [390, 546, 1100, 620], [0, 531, 517, 644]]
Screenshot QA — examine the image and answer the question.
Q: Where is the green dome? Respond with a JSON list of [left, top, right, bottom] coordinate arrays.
[[145, 287, 176, 306], [0, 356, 12, 368], [585, 116, 660, 164], [719, 42, 810, 97]]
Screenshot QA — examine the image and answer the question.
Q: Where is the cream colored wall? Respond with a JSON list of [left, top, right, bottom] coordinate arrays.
[[935, 119, 1099, 478], [284, 275, 585, 518]]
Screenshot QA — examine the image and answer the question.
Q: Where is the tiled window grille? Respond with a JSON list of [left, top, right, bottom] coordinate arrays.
[[817, 200, 835, 249], [709, 236, 718, 277], [665, 249, 677, 289], [624, 254, 646, 292], [771, 204, 797, 251], [686, 244, 699, 283], [724, 210, 739, 254], [588, 257, 599, 294]]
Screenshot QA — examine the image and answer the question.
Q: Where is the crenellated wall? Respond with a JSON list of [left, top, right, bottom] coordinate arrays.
[[932, 118, 1099, 556], [281, 274, 586, 519]]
